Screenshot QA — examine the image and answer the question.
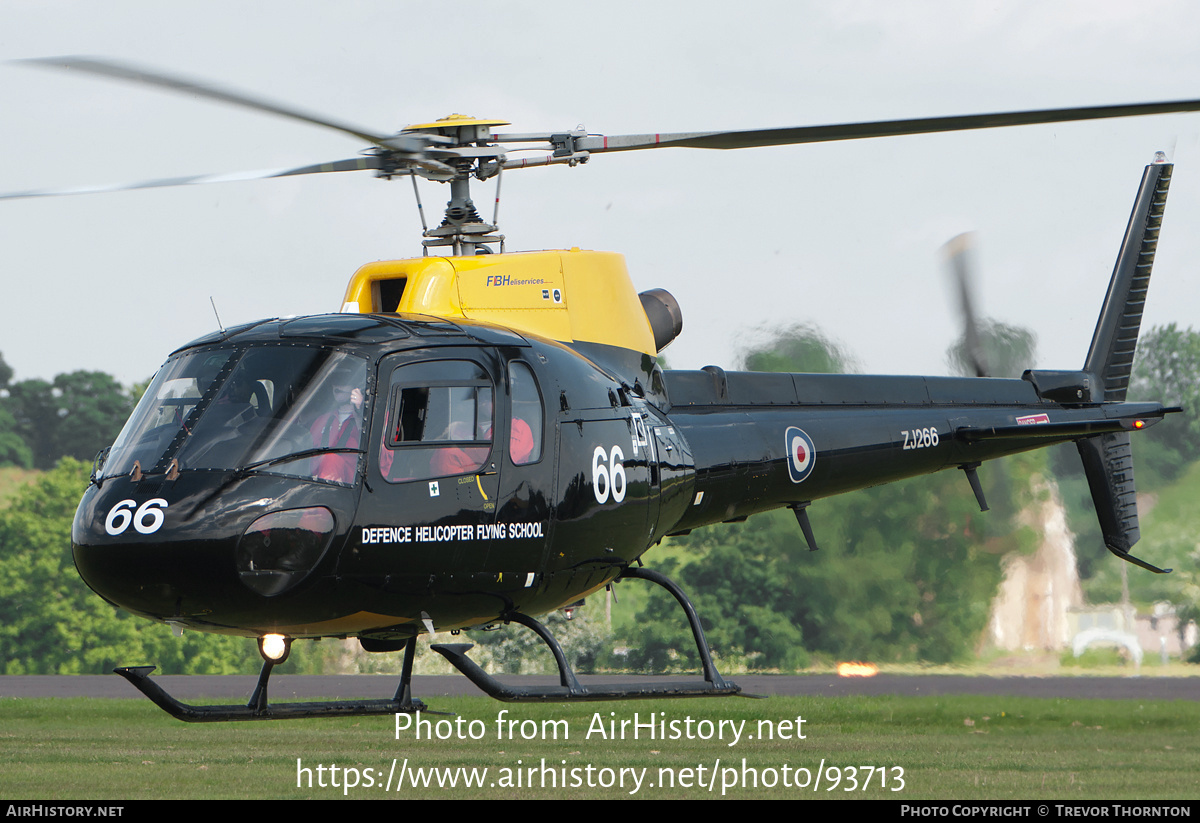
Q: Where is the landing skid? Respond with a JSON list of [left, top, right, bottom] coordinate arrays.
[[118, 568, 746, 719], [115, 635, 429, 722], [432, 566, 745, 702]]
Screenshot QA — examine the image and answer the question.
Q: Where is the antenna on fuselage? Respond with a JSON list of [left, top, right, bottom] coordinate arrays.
[[210, 296, 226, 334]]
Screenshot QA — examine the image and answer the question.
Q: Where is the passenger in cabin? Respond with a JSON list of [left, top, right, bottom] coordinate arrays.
[[430, 390, 493, 476], [310, 378, 364, 483], [429, 391, 534, 473]]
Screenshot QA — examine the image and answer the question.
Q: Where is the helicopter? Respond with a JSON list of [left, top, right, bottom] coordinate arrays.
[[7, 58, 1192, 721]]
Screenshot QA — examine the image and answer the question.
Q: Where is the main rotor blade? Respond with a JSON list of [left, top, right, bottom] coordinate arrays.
[[576, 98, 1200, 153], [0, 156, 386, 201], [19, 56, 397, 149]]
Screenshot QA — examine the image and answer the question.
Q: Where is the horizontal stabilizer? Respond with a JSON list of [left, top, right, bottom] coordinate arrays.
[[956, 406, 1169, 442]]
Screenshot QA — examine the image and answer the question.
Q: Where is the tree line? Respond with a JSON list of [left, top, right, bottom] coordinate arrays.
[[0, 353, 140, 471]]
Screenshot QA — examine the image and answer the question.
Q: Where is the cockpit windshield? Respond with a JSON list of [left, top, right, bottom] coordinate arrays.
[[101, 346, 368, 485]]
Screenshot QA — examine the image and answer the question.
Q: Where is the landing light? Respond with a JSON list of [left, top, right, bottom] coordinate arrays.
[[836, 661, 879, 678], [258, 633, 291, 663]]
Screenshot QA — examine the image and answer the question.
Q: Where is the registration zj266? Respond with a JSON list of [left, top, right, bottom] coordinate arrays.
[[900, 427, 939, 450]]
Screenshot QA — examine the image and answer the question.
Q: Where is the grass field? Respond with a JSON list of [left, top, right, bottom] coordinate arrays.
[[2, 693, 1198, 800]]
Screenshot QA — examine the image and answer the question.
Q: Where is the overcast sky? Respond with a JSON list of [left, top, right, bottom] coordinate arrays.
[[3, 1, 1200, 386]]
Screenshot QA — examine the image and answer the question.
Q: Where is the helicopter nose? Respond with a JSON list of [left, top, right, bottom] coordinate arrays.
[[72, 475, 355, 627]]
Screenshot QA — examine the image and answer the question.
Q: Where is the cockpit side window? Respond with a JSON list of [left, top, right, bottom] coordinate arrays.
[[508, 361, 543, 466], [379, 360, 494, 483]]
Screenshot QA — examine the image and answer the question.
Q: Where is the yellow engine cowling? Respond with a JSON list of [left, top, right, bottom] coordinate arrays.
[[340, 248, 661, 356]]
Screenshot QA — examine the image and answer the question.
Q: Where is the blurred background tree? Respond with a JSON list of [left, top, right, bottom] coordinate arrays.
[[0, 458, 328, 674], [945, 319, 1037, 380]]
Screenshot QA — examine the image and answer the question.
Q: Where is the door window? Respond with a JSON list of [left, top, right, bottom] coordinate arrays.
[[379, 360, 493, 482]]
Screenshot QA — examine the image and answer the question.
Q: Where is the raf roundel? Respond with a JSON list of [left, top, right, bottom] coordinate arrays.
[[785, 427, 816, 484]]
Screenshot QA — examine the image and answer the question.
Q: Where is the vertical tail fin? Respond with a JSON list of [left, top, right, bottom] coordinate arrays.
[[1083, 155, 1172, 401], [1077, 154, 1173, 574]]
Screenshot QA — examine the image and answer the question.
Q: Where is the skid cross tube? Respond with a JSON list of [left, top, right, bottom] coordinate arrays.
[[431, 566, 743, 701]]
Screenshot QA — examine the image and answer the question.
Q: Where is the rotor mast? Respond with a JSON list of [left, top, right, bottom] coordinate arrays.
[[400, 115, 511, 256]]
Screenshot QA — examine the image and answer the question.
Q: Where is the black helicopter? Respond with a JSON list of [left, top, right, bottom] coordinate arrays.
[[7, 59, 1191, 721]]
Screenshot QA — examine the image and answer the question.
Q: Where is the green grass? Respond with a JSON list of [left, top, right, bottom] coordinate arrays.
[[3, 694, 1199, 799]]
